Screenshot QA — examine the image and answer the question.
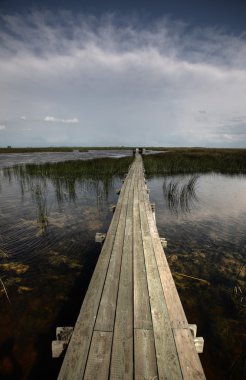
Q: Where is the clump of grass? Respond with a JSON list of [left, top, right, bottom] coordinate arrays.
[[163, 175, 199, 214], [4, 156, 132, 182], [143, 148, 246, 176], [3, 156, 133, 234]]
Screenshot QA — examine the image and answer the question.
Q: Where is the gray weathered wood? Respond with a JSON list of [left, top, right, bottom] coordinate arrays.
[[174, 328, 206, 379], [133, 176, 152, 330], [110, 180, 134, 379], [94, 173, 133, 332], [83, 331, 113, 380], [134, 329, 158, 380]]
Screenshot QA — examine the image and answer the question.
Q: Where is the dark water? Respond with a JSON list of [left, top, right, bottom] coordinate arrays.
[[149, 174, 246, 380], [0, 156, 125, 379], [0, 157, 246, 379]]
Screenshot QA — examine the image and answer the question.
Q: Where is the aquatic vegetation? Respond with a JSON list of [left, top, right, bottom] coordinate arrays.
[[0, 263, 29, 275], [0, 278, 11, 303], [30, 178, 49, 235], [3, 156, 132, 195], [17, 286, 33, 294], [2, 156, 132, 234], [143, 148, 246, 176], [162, 175, 199, 215]]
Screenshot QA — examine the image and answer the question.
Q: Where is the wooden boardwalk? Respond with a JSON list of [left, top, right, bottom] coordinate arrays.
[[58, 154, 206, 380]]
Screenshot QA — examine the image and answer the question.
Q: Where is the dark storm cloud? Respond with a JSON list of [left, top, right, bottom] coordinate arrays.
[[0, 11, 245, 147]]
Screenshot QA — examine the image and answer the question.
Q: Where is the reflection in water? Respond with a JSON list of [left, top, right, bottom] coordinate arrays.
[[30, 179, 48, 236], [163, 175, 199, 215]]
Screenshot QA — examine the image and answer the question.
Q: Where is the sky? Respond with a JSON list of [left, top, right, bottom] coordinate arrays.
[[0, 0, 246, 147]]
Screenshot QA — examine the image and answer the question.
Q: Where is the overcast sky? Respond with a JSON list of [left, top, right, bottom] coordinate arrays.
[[0, 1, 246, 147]]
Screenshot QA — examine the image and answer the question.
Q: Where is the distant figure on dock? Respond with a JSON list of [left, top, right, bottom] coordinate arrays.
[[133, 147, 145, 155]]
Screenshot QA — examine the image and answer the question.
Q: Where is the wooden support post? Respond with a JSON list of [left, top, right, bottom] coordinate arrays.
[[95, 233, 106, 243], [160, 237, 167, 249], [52, 327, 73, 358], [188, 324, 204, 353], [194, 337, 204, 353]]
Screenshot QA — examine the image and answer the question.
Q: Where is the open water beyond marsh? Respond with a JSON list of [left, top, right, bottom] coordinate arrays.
[[0, 152, 245, 380]]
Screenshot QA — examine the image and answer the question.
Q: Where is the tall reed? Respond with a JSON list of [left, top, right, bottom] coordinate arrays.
[[143, 149, 246, 176]]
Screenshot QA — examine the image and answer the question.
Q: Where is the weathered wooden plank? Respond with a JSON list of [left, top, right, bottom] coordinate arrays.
[[107, 167, 133, 236], [94, 173, 133, 332], [174, 328, 206, 380], [110, 180, 134, 379], [141, 182, 189, 329], [150, 235, 188, 329], [133, 178, 152, 330], [138, 184, 183, 380], [140, 236, 183, 380], [134, 329, 158, 380], [83, 331, 113, 380]]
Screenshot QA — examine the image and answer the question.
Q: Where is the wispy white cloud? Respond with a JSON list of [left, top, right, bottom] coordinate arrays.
[[0, 11, 245, 147], [21, 116, 27, 120], [44, 116, 79, 123], [0, 125, 6, 130]]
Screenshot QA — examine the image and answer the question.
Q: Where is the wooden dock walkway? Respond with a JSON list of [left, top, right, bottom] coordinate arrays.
[[58, 154, 206, 380]]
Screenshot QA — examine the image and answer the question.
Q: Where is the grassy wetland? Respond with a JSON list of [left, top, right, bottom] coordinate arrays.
[[0, 148, 246, 379], [143, 147, 246, 175]]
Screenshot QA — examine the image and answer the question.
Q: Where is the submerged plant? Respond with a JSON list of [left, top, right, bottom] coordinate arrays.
[[0, 278, 11, 303]]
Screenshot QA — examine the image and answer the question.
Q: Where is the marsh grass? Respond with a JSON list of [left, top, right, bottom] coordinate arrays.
[[163, 175, 199, 214], [3, 156, 133, 232], [143, 148, 246, 176]]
